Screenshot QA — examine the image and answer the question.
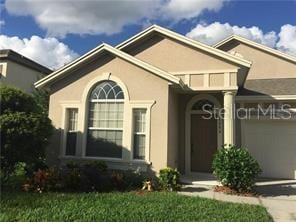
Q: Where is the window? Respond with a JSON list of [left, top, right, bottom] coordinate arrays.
[[133, 109, 146, 160], [65, 108, 78, 156], [86, 81, 124, 158], [192, 99, 214, 111]]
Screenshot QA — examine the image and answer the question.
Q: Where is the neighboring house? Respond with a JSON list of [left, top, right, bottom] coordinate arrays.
[[0, 49, 52, 93], [35, 25, 296, 179]]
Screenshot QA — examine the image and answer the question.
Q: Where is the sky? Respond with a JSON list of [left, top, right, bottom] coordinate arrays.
[[0, 0, 295, 70]]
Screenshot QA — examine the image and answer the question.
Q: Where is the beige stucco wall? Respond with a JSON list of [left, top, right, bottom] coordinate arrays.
[[167, 88, 179, 168], [47, 54, 171, 173], [126, 35, 240, 76], [209, 73, 224, 87], [0, 60, 45, 93], [220, 42, 296, 80]]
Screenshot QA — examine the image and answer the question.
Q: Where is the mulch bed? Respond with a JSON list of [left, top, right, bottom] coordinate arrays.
[[214, 186, 257, 197]]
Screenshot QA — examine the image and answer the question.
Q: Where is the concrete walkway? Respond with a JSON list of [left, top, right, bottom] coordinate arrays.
[[179, 180, 296, 222]]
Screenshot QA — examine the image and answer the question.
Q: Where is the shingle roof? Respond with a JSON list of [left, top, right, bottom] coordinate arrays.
[[238, 78, 296, 95]]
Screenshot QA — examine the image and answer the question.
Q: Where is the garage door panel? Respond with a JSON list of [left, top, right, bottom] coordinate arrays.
[[242, 120, 296, 179]]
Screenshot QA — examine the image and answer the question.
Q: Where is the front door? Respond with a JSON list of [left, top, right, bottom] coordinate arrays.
[[191, 114, 217, 172]]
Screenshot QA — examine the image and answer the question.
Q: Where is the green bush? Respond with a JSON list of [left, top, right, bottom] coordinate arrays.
[[212, 146, 261, 192], [0, 85, 53, 182], [0, 85, 37, 114], [81, 161, 111, 192], [22, 167, 60, 193], [32, 89, 50, 114], [21, 161, 150, 193], [158, 167, 181, 191], [84, 160, 108, 172]]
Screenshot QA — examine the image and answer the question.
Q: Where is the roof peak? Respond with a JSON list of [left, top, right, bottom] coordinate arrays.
[[35, 43, 183, 89], [116, 24, 252, 68], [214, 35, 296, 63]]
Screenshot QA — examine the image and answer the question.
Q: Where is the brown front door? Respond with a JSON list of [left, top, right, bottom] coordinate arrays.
[[191, 114, 217, 172]]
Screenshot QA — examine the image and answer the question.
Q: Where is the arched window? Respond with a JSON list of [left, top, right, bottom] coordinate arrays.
[[86, 80, 124, 158], [192, 99, 215, 111]]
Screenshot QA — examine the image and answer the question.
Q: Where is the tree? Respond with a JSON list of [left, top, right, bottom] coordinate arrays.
[[32, 89, 50, 114], [0, 85, 53, 181]]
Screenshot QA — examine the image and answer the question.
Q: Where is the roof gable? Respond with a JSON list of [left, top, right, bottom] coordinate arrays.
[[214, 35, 296, 64], [213, 35, 296, 80], [117, 25, 252, 68], [121, 34, 240, 73], [35, 43, 183, 89]]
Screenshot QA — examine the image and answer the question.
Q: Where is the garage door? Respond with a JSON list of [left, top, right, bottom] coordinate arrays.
[[242, 120, 296, 179]]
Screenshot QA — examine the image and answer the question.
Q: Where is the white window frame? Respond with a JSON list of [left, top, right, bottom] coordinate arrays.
[[58, 74, 155, 165], [60, 102, 81, 157], [130, 101, 155, 163], [87, 100, 124, 159], [132, 108, 147, 160]]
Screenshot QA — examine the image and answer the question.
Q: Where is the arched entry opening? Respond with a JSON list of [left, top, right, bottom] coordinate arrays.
[[185, 94, 222, 174]]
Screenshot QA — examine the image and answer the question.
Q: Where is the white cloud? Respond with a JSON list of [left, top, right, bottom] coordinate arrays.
[[5, 0, 228, 37], [0, 35, 79, 69], [276, 24, 296, 56], [161, 0, 226, 21], [186, 22, 296, 56], [186, 22, 277, 47]]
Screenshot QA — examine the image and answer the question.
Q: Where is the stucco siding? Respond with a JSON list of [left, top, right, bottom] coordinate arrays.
[[1, 60, 45, 93], [47, 55, 170, 172], [126, 35, 239, 74], [167, 88, 179, 169], [219, 42, 296, 80]]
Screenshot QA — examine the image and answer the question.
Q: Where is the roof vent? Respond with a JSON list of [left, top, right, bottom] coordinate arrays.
[[230, 50, 244, 58]]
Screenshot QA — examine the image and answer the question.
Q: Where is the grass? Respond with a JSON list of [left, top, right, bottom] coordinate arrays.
[[1, 191, 271, 222]]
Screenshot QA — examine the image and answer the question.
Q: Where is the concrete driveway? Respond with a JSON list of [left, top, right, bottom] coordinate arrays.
[[256, 180, 296, 221], [180, 176, 296, 222]]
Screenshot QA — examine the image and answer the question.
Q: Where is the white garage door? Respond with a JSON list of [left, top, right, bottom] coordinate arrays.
[[242, 120, 296, 179]]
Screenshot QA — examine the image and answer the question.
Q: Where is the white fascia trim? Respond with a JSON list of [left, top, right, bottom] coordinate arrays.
[[35, 43, 183, 88], [170, 68, 239, 75], [34, 44, 106, 88], [236, 95, 296, 101], [214, 35, 296, 63], [116, 24, 252, 68], [188, 86, 238, 91], [105, 45, 184, 87]]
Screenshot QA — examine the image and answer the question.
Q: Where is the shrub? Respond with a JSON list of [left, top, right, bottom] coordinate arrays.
[[84, 160, 107, 172], [20, 160, 151, 193], [22, 167, 60, 193], [0, 85, 37, 114], [212, 146, 262, 192], [110, 171, 125, 191], [122, 170, 148, 190], [24, 159, 48, 179], [0, 85, 53, 182], [61, 163, 83, 191], [82, 161, 111, 192], [158, 168, 181, 191], [32, 89, 50, 114], [110, 169, 151, 191]]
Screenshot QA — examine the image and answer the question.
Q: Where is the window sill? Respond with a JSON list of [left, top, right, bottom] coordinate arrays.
[[59, 155, 151, 165]]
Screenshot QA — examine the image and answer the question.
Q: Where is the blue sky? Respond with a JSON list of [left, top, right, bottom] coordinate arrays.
[[1, 0, 295, 69]]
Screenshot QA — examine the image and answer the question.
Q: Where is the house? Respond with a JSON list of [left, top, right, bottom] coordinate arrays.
[[0, 49, 52, 93], [35, 25, 296, 179]]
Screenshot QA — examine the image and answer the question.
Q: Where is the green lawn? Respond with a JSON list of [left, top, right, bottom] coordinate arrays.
[[1, 192, 271, 222]]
